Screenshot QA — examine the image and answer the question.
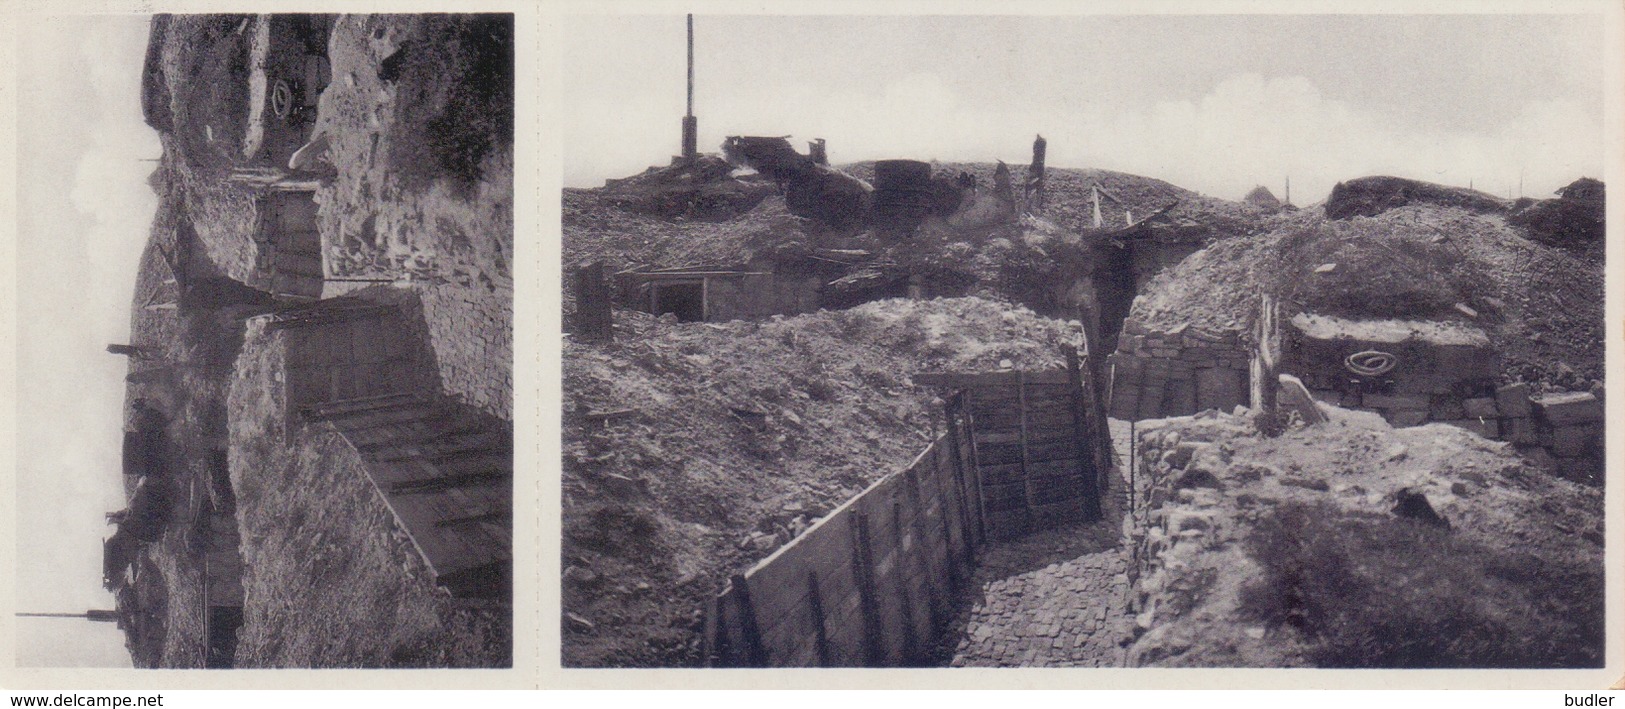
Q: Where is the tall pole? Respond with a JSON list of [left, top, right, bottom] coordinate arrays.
[[17, 611, 119, 622], [686, 14, 694, 118], [681, 14, 698, 159]]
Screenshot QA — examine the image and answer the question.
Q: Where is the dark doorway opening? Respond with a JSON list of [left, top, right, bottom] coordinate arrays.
[[1094, 242, 1137, 353], [652, 282, 704, 322]]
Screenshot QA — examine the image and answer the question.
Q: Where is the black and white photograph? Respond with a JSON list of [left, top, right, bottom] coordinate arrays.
[[559, 11, 1609, 672], [12, 11, 515, 669]]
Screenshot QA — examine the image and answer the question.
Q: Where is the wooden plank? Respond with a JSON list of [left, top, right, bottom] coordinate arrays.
[[740, 513, 854, 634]]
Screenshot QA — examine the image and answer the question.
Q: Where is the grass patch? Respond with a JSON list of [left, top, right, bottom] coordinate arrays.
[[1240, 501, 1602, 668]]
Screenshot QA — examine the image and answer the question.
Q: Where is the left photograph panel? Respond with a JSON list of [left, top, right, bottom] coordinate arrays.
[[14, 13, 514, 668]]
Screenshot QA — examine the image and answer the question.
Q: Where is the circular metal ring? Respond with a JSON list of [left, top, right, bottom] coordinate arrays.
[[1345, 350, 1397, 377], [271, 80, 294, 119]]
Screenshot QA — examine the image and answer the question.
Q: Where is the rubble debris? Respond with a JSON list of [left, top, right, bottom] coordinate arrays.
[[722, 135, 872, 229], [872, 159, 936, 235]]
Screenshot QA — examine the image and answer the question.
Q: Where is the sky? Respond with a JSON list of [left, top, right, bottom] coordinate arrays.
[[14, 14, 159, 667], [560, 13, 1605, 204]]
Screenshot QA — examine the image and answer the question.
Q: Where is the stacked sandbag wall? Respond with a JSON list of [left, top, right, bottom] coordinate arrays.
[[1107, 319, 1251, 421]]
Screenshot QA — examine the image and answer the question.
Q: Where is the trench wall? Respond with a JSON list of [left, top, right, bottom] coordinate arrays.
[[1282, 315, 1604, 485], [1107, 319, 1251, 421], [1108, 316, 1601, 485], [707, 429, 983, 667]]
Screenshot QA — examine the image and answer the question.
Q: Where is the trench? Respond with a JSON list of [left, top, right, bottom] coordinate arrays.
[[704, 363, 1138, 668]]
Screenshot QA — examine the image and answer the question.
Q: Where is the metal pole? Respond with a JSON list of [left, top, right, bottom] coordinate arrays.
[[681, 14, 698, 158], [686, 14, 695, 118]]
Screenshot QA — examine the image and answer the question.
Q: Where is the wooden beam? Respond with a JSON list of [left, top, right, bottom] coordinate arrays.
[[702, 593, 721, 667], [849, 510, 884, 666], [913, 370, 1069, 389], [942, 394, 974, 556], [906, 463, 945, 635], [963, 404, 990, 542], [806, 570, 831, 667], [1066, 348, 1096, 522], [1017, 373, 1035, 532], [730, 573, 768, 667], [627, 271, 768, 280]]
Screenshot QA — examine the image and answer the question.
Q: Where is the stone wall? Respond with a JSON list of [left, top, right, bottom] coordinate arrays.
[[1120, 417, 1244, 656], [1107, 319, 1251, 420], [1282, 311, 1602, 485]]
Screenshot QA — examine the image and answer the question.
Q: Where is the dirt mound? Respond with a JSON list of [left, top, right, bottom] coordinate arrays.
[[1325, 176, 1508, 220], [1127, 407, 1602, 667], [1507, 177, 1605, 250], [842, 162, 1263, 238], [562, 190, 813, 275], [1243, 185, 1282, 211], [561, 297, 1083, 667], [563, 162, 1264, 321], [155, 14, 256, 176], [1130, 204, 1603, 387]]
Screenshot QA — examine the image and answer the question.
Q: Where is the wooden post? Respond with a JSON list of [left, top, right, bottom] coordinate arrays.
[[943, 394, 976, 556], [702, 593, 720, 667], [1065, 349, 1099, 522], [1129, 419, 1137, 525], [806, 571, 831, 667], [1027, 134, 1047, 212], [1017, 371, 1034, 533], [938, 478, 964, 597], [1091, 185, 1103, 228], [905, 467, 945, 646], [729, 573, 767, 667], [574, 262, 613, 342], [1251, 292, 1281, 414], [964, 403, 990, 542], [849, 510, 885, 666], [891, 500, 919, 663]]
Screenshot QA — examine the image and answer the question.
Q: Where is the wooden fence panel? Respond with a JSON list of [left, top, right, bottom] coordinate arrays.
[[709, 436, 977, 667]]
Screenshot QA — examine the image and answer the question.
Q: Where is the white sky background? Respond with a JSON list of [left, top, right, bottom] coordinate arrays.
[[561, 14, 1604, 204], [14, 14, 158, 668]]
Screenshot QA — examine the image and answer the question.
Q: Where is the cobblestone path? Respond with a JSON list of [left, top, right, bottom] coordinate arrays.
[[946, 420, 1139, 667]]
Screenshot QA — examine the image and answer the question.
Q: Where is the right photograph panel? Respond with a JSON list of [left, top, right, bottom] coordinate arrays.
[[558, 12, 1605, 671]]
